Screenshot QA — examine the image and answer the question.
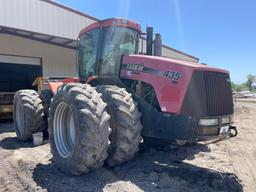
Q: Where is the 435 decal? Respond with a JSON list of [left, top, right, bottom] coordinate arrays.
[[163, 71, 182, 81]]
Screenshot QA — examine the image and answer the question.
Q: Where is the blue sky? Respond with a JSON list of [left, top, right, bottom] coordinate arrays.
[[57, 0, 256, 83]]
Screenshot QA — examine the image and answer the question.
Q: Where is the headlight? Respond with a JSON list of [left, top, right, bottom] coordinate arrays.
[[222, 117, 230, 124], [198, 118, 218, 126]]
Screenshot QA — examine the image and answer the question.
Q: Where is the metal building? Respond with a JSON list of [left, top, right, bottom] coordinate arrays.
[[0, 0, 199, 92]]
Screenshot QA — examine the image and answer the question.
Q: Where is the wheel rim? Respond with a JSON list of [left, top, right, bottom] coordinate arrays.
[[53, 102, 76, 158], [16, 100, 25, 135]]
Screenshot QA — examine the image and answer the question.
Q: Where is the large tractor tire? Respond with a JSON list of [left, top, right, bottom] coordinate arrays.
[[13, 90, 45, 141], [39, 89, 53, 137], [48, 83, 111, 175], [39, 89, 53, 118], [97, 85, 143, 166]]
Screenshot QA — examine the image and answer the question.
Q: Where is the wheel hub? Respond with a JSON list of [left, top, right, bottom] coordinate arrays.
[[53, 102, 76, 158]]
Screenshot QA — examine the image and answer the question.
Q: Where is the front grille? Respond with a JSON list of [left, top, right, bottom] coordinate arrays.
[[204, 71, 233, 116], [181, 71, 233, 116]]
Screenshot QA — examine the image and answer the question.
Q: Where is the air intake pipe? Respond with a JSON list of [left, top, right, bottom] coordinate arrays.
[[154, 33, 162, 56]]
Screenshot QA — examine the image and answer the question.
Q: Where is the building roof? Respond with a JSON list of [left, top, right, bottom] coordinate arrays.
[[0, 0, 198, 61], [43, 0, 199, 61], [0, 0, 96, 49], [40, 0, 99, 21]]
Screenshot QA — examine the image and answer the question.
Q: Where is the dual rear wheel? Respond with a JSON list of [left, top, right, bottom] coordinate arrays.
[[13, 84, 142, 175], [97, 85, 143, 166]]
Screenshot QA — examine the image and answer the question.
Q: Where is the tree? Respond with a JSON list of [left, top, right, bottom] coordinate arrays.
[[231, 82, 237, 91], [231, 82, 249, 92], [246, 74, 256, 91]]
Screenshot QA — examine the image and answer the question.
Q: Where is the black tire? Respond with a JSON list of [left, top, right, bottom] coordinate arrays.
[[13, 89, 45, 141], [97, 85, 143, 166], [39, 89, 53, 117], [48, 83, 111, 175], [39, 89, 53, 137]]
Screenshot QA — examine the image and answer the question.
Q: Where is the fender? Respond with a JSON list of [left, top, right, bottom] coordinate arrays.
[[47, 82, 63, 94], [47, 77, 79, 94]]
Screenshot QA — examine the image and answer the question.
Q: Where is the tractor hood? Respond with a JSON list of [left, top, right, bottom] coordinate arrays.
[[120, 54, 231, 114], [121, 54, 229, 74]]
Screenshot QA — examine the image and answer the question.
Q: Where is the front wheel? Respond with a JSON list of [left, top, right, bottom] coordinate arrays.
[[48, 83, 111, 175]]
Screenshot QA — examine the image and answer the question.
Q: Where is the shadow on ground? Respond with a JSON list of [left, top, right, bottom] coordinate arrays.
[[32, 145, 243, 192], [0, 137, 35, 149], [0, 120, 14, 134], [0, 121, 48, 150], [0, 121, 34, 150]]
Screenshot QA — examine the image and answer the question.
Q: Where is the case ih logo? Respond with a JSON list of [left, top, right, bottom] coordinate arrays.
[[126, 64, 144, 72]]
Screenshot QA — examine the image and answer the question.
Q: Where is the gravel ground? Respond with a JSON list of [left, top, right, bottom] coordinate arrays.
[[0, 102, 255, 192]]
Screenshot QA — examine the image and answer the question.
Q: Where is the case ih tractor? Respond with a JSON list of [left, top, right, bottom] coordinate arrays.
[[13, 18, 236, 175]]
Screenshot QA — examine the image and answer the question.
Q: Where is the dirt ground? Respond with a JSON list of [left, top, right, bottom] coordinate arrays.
[[0, 102, 255, 192]]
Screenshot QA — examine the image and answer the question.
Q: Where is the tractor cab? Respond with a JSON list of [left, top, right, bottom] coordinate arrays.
[[78, 18, 141, 80]]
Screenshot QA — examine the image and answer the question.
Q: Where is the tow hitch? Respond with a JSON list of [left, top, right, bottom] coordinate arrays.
[[229, 125, 238, 137]]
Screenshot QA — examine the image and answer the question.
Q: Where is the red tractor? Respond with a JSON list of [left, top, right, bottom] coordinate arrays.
[[13, 18, 237, 175]]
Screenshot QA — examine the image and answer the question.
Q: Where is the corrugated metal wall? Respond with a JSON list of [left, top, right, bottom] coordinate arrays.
[[162, 46, 198, 62], [0, 0, 96, 40], [0, 55, 41, 65], [0, 34, 77, 77], [139, 39, 198, 62]]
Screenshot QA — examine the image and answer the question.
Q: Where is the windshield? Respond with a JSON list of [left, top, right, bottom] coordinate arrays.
[[100, 26, 139, 76]]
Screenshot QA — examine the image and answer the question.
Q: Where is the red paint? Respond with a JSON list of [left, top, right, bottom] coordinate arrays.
[[47, 78, 79, 94], [86, 76, 98, 84], [121, 54, 229, 114], [161, 85, 180, 102], [62, 77, 79, 84], [48, 82, 63, 94], [79, 18, 141, 37]]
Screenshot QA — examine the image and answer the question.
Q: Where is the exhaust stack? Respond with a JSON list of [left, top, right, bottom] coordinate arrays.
[[146, 27, 153, 55]]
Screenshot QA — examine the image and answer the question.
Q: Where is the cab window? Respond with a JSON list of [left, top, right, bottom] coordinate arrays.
[[78, 29, 100, 79]]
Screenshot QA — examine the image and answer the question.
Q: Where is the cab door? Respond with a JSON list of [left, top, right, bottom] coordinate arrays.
[[78, 28, 102, 79]]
